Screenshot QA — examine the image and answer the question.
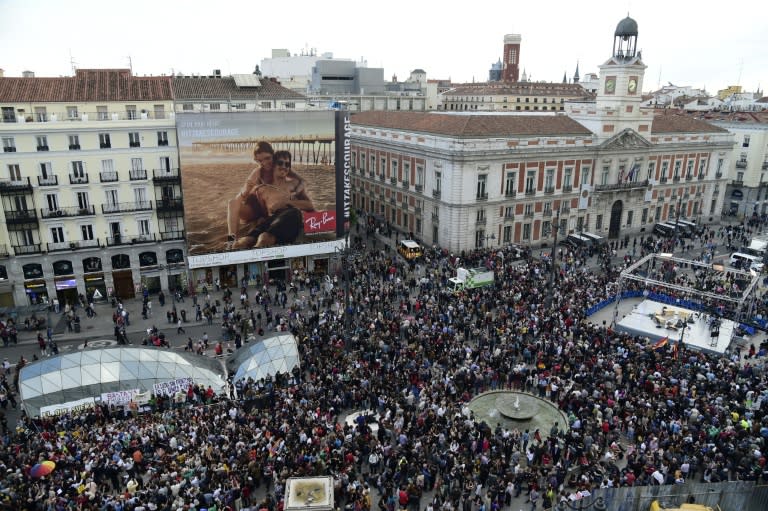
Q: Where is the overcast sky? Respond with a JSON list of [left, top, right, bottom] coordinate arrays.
[[2, 0, 766, 95]]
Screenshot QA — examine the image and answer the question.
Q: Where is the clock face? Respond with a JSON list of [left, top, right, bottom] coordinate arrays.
[[628, 78, 638, 93], [605, 77, 616, 93]]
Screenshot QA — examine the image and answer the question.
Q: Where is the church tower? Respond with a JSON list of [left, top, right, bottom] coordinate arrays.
[[502, 34, 521, 82]]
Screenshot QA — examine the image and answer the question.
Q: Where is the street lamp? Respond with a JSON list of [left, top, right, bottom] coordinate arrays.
[[557, 496, 606, 511], [483, 233, 496, 247]]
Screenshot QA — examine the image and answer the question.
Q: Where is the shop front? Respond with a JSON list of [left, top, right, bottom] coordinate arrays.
[[192, 268, 213, 293], [82, 257, 107, 302], [266, 259, 289, 283], [0, 265, 12, 307], [52, 260, 78, 307], [111, 254, 135, 299], [165, 249, 187, 293], [22, 264, 48, 304], [218, 265, 238, 289], [243, 262, 264, 287], [139, 251, 161, 294]]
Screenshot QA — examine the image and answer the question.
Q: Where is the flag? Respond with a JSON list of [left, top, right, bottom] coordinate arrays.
[[671, 342, 679, 359], [627, 163, 639, 182], [652, 336, 669, 350]]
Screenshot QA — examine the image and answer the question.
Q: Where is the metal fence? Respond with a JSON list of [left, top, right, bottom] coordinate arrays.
[[587, 481, 768, 511]]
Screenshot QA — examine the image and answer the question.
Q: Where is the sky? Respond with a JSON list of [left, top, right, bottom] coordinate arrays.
[[1, 0, 766, 95]]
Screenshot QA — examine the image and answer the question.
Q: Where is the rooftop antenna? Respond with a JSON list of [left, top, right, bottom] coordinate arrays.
[[69, 50, 77, 75], [126, 56, 133, 74], [736, 59, 743, 87]]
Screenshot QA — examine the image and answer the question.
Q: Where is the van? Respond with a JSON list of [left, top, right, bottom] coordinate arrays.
[[580, 232, 606, 247], [397, 239, 423, 260], [653, 223, 677, 237], [675, 219, 700, 236], [729, 252, 764, 272], [561, 234, 591, 249]]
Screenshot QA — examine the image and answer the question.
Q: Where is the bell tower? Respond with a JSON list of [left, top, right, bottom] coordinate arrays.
[[502, 34, 521, 83]]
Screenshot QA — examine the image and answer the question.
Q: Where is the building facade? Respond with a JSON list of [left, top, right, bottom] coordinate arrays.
[[440, 82, 591, 112], [0, 69, 186, 306], [349, 17, 734, 253]]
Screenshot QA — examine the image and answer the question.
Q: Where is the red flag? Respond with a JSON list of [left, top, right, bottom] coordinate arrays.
[[652, 337, 669, 350]]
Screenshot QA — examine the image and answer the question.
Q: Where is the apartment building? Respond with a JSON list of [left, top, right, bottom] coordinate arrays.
[[0, 69, 186, 306]]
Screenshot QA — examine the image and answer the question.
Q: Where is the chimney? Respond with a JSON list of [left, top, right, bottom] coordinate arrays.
[[22, 70, 35, 78], [0, 69, 4, 78]]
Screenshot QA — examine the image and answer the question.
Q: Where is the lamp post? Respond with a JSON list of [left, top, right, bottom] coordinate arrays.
[[334, 238, 353, 347], [483, 233, 496, 248], [557, 496, 606, 511]]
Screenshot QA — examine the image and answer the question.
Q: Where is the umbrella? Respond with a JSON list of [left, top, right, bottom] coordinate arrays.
[[29, 460, 56, 478]]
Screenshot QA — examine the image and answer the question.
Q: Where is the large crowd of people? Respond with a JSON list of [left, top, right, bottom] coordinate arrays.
[[0, 215, 767, 511]]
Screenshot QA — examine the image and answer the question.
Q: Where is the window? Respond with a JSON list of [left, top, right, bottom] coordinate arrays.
[[105, 189, 119, 206], [1, 137, 15, 152], [284, 102, 296, 109], [542, 221, 551, 237], [661, 161, 669, 178], [737, 171, 744, 182], [126, 105, 137, 120], [475, 230, 486, 248], [544, 168, 554, 191], [66, 106, 78, 119], [403, 162, 410, 182], [370, 155, 376, 173], [477, 174, 487, 199], [686, 161, 694, 178], [51, 227, 65, 244], [476, 209, 486, 222], [45, 194, 58, 211], [503, 225, 512, 242], [36, 136, 49, 151], [71, 161, 85, 179], [716, 159, 724, 173], [647, 162, 656, 181], [40, 162, 53, 180], [34, 106, 48, 122], [601, 166, 610, 185], [159, 156, 171, 172], [76, 191, 90, 210], [743, 135, 750, 148], [525, 170, 535, 193], [504, 206, 514, 218], [131, 158, 144, 171], [641, 208, 648, 224], [81, 225, 94, 241], [182, 103, 193, 111], [157, 131, 169, 146], [134, 187, 148, 205], [522, 223, 531, 241], [581, 166, 591, 185], [596, 214, 603, 230], [563, 168, 572, 189], [97, 106, 108, 121], [153, 105, 165, 120], [673, 161, 681, 178], [380, 157, 387, 176], [626, 210, 633, 227], [99, 133, 111, 149], [359, 153, 366, 172], [68, 134, 80, 150], [698, 160, 707, 177], [138, 219, 151, 236], [435, 171, 442, 193], [209, 103, 221, 110], [8, 164, 21, 181], [1, 107, 15, 122], [391, 160, 398, 180], [129, 132, 141, 148], [260, 102, 272, 110], [524, 204, 533, 216], [505, 171, 516, 196], [416, 166, 424, 186]]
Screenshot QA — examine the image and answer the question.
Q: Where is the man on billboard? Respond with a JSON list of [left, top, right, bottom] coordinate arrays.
[[233, 150, 315, 249]]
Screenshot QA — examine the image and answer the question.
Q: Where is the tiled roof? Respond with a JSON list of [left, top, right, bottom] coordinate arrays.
[[651, 113, 730, 133], [351, 111, 593, 137], [444, 82, 589, 97], [172, 76, 305, 101], [0, 69, 172, 102]]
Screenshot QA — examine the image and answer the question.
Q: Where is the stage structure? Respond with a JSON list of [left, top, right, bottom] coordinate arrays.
[[612, 252, 761, 349]]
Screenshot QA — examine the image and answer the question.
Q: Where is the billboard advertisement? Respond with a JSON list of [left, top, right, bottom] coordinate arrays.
[[178, 111, 350, 268]]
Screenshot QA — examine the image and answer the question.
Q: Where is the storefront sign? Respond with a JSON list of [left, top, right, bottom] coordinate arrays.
[[187, 239, 345, 269]]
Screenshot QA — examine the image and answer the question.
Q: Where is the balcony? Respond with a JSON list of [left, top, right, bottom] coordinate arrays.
[[129, 169, 148, 180], [562, 185, 573, 192], [715, 172, 723, 178], [401, 181, 409, 189], [415, 184, 423, 193], [524, 188, 536, 196], [389, 197, 396, 205], [475, 217, 487, 226], [524, 212, 534, 218], [1, 110, 170, 123], [672, 176, 680, 183], [544, 186, 555, 194], [38, 175, 58, 186], [129, 142, 141, 148], [47, 239, 101, 253], [431, 213, 439, 222], [101, 201, 153, 214], [37, 145, 49, 151], [698, 174, 706, 180], [389, 176, 397, 185], [4, 209, 37, 223], [152, 168, 180, 182], [368, 171, 375, 179], [476, 192, 488, 201], [68, 144, 81, 150], [378, 173, 385, 181], [543, 209, 553, 217], [40, 205, 95, 219], [160, 230, 186, 241], [732, 179, 744, 187], [100, 171, 119, 183], [2, 146, 16, 153], [594, 179, 649, 192], [69, 174, 89, 185], [414, 207, 422, 215], [99, 143, 111, 149], [432, 189, 441, 199], [659, 176, 668, 183], [685, 174, 693, 181], [106, 234, 156, 246], [763, 162, 768, 171], [156, 198, 184, 213], [0, 177, 33, 194], [503, 214, 515, 223], [12, 244, 42, 255], [736, 160, 747, 169], [505, 190, 516, 198]]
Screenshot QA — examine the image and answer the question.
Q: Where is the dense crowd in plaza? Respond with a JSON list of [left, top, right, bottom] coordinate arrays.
[[0, 217, 766, 511]]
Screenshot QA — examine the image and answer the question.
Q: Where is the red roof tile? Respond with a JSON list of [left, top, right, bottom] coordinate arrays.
[[172, 76, 305, 101], [0, 69, 172, 102], [650, 113, 729, 134], [351, 111, 593, 137]]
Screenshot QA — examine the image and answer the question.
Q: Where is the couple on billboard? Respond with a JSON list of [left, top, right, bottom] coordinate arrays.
[[226, 141, 313, 250]]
